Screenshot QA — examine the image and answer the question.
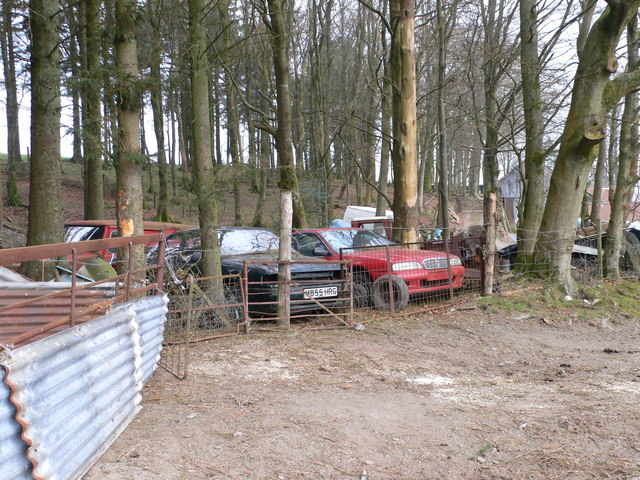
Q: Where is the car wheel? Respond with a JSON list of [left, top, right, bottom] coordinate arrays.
[[371, 274, 409, 312], [352, 272, 372, 308]]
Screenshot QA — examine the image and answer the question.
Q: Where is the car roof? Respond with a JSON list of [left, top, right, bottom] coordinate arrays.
[[295, 227, 363, 233], [65, 219, 196, 229], [170, 226, 277, 235]]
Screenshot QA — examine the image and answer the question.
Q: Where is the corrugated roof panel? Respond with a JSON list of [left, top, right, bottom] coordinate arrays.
[[0, 368, 32, 480], [112, 295, 167, 383], [124, 295, 168, 384], [0, 283, 116, 348], [1, 307, 143, 480]]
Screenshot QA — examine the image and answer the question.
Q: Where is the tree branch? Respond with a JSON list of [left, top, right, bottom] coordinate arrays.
[[355, 0, 391, 34], [603, 69, 640, 111], [337, 132, 393, 207]]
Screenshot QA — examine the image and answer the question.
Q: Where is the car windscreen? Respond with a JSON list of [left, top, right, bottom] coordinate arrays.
[[322, 229, 393, 251], [219, 229, 279, 255], [64, 225, 105, 242]]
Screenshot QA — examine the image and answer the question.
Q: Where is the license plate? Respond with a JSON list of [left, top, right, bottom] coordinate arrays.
[[303, 286, 338, 299]]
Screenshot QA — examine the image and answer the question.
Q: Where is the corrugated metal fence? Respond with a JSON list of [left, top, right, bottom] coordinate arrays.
[[0, 294, 168, 480]]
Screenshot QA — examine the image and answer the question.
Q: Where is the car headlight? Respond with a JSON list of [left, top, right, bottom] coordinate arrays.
[[450, 256, 462, 266], [392, 261, 423, 272]]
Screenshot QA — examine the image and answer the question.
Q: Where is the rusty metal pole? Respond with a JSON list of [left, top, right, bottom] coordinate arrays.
[[125, 242, 133, 301], [349, 262, 354, 325], [184, 275, 194, 379], [156, 233, 166, 294], [242, 262, 250, 331], [70, 249, 77, 327], [444, 237, 454, 301]]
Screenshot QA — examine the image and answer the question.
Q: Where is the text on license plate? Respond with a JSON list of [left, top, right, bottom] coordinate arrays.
[[303, 286, 338, 299]]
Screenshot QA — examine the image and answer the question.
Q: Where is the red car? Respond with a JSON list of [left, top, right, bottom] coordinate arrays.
[[292, 228, 464, 311], [64, 220, 195, 264]]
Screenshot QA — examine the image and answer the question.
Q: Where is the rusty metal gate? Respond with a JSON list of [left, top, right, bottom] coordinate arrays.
[[159, 273, 248, 379]]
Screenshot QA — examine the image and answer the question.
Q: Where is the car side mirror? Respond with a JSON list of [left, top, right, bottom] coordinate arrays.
[[313, 246, 330, 257]]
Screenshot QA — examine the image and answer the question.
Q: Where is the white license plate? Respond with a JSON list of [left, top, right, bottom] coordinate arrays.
[[303, 286, 338, 299]]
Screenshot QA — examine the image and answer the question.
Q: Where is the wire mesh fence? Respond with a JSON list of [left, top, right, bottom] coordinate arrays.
[[338, 235, 483, 312]]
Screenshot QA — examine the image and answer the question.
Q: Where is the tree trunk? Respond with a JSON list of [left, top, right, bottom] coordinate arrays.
[[481, 0, 501, 295], [83, 0, 104, 219], [101, 0, 116, 166], [516, 0, 546, 263], [436, 0, 449, 239], [376, 14, 391, 217], [605, 15, 640, 278], [68, 10, 83, 166], [149, 10, 170, 222], [189, 0, 221, 279], [252, 128, 270, 228], [1, 0, 22, 207], [534, 2, 640, 293], [219, 0, 243, 225], [25, 0, 63, 279], [390, 0, 419, 244], [591, 124, 607, 229], [277, 190, 292, 326], [265, 0, 307, 229], [115, 0, 144, 272]]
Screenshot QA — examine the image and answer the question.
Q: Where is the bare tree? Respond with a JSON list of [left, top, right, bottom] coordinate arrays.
[[23, 0, 63, 279], [114, 0, 144, 270], [189, 0, 222, 279], [605, 14, 640, 278], [1, 0, 22, 208], [390, 0, 419, 243], [534, 1, 640, 293]]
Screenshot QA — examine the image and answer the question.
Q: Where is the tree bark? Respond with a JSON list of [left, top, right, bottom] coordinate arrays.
[[149, 6, 170, 222], [265, 0, 307, 229], [516, 0, 546, 263], [189, 0, 221, 279], [115, 0, 144, 272], [390, 0, 419, 244], [83, 0, 104, 219], [605, 14, 640, 278], [219, 0, 243, 225], [436, 0, 449, 239], [1, 0, 22, 207], [481, 0, 501, 295], [376, 10, 392, 217], [25, 0, 63, 279]]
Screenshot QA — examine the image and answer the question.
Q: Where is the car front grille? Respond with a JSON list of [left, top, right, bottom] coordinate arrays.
[[423, 258, 449, 270]]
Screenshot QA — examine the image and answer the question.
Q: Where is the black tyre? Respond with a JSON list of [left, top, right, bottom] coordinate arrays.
[[352, 272, 372, 308], [371, 274, 409, 312]]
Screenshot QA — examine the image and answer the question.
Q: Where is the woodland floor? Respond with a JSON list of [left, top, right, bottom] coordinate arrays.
[[83, 297, 640, 480]]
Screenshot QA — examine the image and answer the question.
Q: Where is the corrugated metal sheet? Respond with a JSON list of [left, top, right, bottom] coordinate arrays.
[[0, 368, 32, 480], [0, 283, 116, 346], [113, 295, 168, 383], [1, 307, 143, 480]]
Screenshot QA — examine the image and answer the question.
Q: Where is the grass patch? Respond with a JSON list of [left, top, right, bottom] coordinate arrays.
[[468, 442, 494, 461], [478, 295, 533, 315]]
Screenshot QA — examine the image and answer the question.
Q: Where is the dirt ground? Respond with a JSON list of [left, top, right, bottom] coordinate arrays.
[[84, 298, 640, 480]]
